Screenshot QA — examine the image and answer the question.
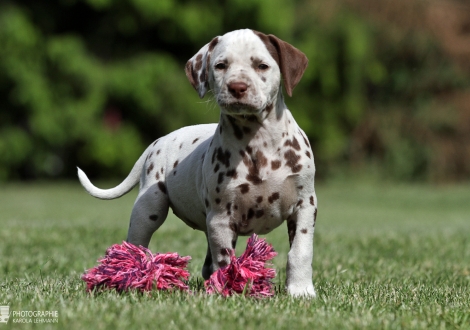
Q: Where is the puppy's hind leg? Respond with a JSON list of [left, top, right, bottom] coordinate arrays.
[[126, 183, 170, 248], [202, 235, 213, 280]]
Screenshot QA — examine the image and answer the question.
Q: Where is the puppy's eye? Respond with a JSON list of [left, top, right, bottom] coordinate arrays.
[[258, 63, 269, 70], [215, 63, 226, 70]]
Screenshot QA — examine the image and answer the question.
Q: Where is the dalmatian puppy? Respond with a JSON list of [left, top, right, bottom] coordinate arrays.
[[78, 29, 318, 297]]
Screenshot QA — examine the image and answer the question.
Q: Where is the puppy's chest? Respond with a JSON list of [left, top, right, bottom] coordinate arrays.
[[205, 140, 310, 234]]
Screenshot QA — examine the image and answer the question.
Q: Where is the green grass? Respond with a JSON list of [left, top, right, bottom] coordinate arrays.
[[0, 181, 469, 329]]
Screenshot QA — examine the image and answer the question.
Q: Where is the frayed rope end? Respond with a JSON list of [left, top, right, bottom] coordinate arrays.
[[82, 241, 191, 292], [204, 234, 277, 297]]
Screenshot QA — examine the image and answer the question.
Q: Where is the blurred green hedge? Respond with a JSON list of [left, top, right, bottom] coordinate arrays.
[[1, 0, 469, 181]]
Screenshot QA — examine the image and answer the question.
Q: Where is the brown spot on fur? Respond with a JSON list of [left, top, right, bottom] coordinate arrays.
[[255, 209, 264, 218], [265, 103, 273, 113], [284, 150, 302, 173], [156, 149, 161, 155], [238, 183, 250, 194], [298, 185, 304, 190], [310, 196, 315, 205], [152, 139, 159, 146], [220, 248, 229, 256], [208, 37, 219, 51], [205, 199, 209, 207], [227, 116, 244, 139], [256, 196, 263, 203], [296, 199, 303, 207], [226, 202, 232, 215], [257, 151, 268, 167], [243, 150, 268, 185], [268, 192, 280, 204], [158, 181, 167, 194], [247, 208, 255, 220], [271, 160, 281, 170], [301, 228, 307, 234], [215, 198, 221, 204], [218, 172, 225, 184], [155, 171, 160, 180], [203, 53, 210, 85], [305, 150, 311, 158], [302, 133, 310, 147], [160, 167, 164, 174], [246, 174, 262, 185], [226, 169, 238, 179], [194, 54, 203, 71], [216, 147, 231, 168], [179, 143, 183, 149], [199, 70, 206, 84], [149, 215, 158, 221], [284, 137, 301, 151], [214, 164, 220, 173], [189, 59, 199, 85], [211, 150, 216, 164], [218, 260, 228, 268], [261, 77, 266, 82], [192, 138, 200, 144], [216, 187, 220, 193], [147, 163, 154, 175], [173, 160, 179, 168]]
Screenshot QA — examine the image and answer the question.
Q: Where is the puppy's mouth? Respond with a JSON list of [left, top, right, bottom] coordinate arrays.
[[219, 101, 260, 115]]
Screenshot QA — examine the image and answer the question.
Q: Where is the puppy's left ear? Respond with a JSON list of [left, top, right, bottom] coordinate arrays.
[[252, 31, 308, 97], [185, 37, 220, 99]]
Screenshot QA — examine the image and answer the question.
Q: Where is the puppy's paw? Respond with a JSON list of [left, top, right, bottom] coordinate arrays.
[[287, 283, 316, 298]]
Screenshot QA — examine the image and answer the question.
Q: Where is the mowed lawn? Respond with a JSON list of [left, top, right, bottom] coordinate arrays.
[[0, 180, 469, 329]]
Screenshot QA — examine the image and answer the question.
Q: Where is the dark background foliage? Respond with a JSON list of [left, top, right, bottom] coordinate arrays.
[[1, 0, 469, 182]]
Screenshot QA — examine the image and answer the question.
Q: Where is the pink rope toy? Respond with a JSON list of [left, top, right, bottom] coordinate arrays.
[[82, 241, 191, 292], [204, 234, 278, 297], [82, 234, 277, 297]]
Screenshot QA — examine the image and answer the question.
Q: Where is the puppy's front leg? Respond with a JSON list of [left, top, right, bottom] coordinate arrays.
[[286, 203, 317, 298], [206, 213, 238, 272]]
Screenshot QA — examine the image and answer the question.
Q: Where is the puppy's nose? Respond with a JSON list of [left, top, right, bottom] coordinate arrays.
[[228, 82, 248, 99]]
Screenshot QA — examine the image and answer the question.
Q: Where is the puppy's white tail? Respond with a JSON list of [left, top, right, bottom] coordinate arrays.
[[77, 149, 149, 200]]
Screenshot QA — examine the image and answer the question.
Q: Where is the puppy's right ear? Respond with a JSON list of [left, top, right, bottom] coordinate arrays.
[[185, 37, 220, 99]]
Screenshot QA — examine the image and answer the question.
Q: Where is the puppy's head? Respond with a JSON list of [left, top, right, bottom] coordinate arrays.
[[185, 29, 308, 116]]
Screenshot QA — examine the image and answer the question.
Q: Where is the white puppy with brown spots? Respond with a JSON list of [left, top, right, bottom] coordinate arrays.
[[78, 29, 318, 297]]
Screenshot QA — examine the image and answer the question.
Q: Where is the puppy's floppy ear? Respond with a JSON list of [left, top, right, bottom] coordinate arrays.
[[252, 30, 308, 97], [185, 36, 220, 99]]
